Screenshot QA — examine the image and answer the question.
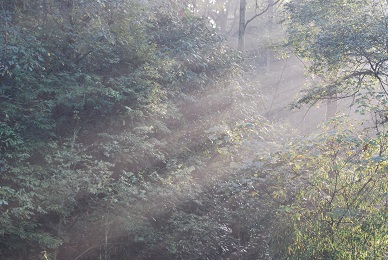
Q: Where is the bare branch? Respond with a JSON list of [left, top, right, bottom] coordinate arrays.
[[245, 0, 284, 28]]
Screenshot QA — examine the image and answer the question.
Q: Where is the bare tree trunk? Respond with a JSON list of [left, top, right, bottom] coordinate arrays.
[[238, 0, 246, 52]]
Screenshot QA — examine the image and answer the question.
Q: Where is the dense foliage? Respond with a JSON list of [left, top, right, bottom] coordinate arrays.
[[281, 0, 388, 258], [1, 0, 387, 259], [286, 0, 388, 121], [0, 0, 245, 259], [269, 118, 388, 258]]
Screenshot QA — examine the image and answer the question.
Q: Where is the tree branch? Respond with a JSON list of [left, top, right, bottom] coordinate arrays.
[[245, 0, 283, 28]]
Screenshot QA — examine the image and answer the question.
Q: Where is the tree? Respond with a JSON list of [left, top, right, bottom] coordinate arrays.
[[286, 0, 388, 122], [277, 4, 388, 256], [238, 0, 283, 52], [238, 0, 247, 51]]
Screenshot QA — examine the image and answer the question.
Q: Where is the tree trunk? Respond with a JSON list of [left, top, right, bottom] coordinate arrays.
[[238, 0, 246, 52]]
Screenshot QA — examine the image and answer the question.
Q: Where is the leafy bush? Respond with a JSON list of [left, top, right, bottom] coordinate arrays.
[[270, 117, 388, 259]]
